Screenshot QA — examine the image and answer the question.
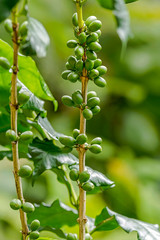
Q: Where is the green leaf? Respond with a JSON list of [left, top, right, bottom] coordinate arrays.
[[93, 207, 160, 239], [69, 165, 115, 194], [21, 17, 50, 58], [0, 39, 55, 103], [0, 0, 19, 22], [27, 199, 78, 228], [97, 0, 138, 10], [0, 150, 12, 160], [39, 226, 66, 239], [28, 138, 78, 181]]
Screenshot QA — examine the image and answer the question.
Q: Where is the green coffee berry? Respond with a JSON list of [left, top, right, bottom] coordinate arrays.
[[91, 105, 101, 115], [69, 169, 79, 181], [67, 233, 78, 240], [67, 40, 78, 48], [61, 146, 73, 153], [29, 231, 39, 239], [79, 170, 90, 183], [18, 91, 30, 104], [68, 56, 77, 69], [75, 46, 84, 57], [4, 19, 12, 33], [6, 129, 17, 141], [85, 59, 94, 71], [10, 199, 22, 210], [85, 16, 97, 27], [89, 144, 102, 154], [66, 61, 74, 70], [86, 32, 98, 44], [89, 42, 102, 52], [87, 91, 97, 100], [59, 136, 76, 147], [20, 131, 33, 141], [73, 129, 80, 139], [61, 95, 74, 107], [18, 165, 32, 178], [22, 202, 35, 213], [0, 57, 11, 69], [82, 182, 94, 191], [88, 69, 99, 79], [96, 65, 107, 75], [67, 72, 79, 82], [75, 60, 83, 72], [85, 233, 92, 240], [72, 13, 78, 26], [19, 21, 28, 36], [87, 97, 100, 108], [76, 133, 87, 145], [86, 50, 97, 60], [83, 109, 93, 120], [78, 32, 86, 44], [88, 20, 102, 32], [96, 30, 101, 37], [72, 90, 83, 105], [94, 59, 102, 68], [91, 137, 102, 145], [94, 76, 106, 87], [30, 219, 40, 231]]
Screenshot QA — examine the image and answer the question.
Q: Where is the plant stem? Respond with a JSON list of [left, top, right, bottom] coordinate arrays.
[[76, 1, 88, 240], [11, 7, 29, 240]]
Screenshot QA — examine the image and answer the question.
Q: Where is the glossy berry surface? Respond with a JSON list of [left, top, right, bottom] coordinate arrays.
[[18, 165, 32, 178], [10, 199, 22, 210]]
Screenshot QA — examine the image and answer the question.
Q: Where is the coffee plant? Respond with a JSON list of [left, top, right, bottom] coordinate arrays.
[[0, 0, 160, 240]]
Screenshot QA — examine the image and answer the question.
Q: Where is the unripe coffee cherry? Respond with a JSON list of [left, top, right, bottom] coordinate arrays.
[[10, 199, 22, 210], [72, 91, 83, 105], [18, 165, 32, 178], [79, 170, 90, 183], [72, 13, 78, 27], [22, 202, 35, 213], [66, 62, 74, 70], [61, 95, 74, 107], [94, 77, 106, 87], [67, 233, 78, 240], [73, 129, 80, 139], [87, 91, 97, 100], [86, 50, 97, 60], [96, 66, 107, 75], [89, 144, 102, 154], [85, 16, 97, 27], [67, 40, 78, 48], [86, 33, 98, 44], [87, 97, 100, 108], [89, 69, 99, 79], [82, 182, 94, 191], [20, 131, 33, 141], [83, 109, 93, 120], [69, 169, 79, 181], [30, 219, 40, 231], [6, 129, 17, 141], [85, 59, 94, 71], [91, 137, 102, 145], [75, 60, 83, 72], [61, 146, 73, 153], [75, 46, 84, 57], [18, 91, 30, 105], [68, 56, 77, 69], [91, 105, 101, 115], [78, 32, 86, 44], [88, 20, 102, 32], [94, 58, 102, 68], [89, 42, 102, 52], [59, 136, 76, 147], [96, 30, 101, 37], [4, 19, 12, 33], [29, 231, 39, 239], [19, 21, 28, 36], [76, 133, 88, 145], [0, 57, 11, 69], [67, 72, 79, 82], [85, 233, 93, 240], [62, 70, 71, 80]]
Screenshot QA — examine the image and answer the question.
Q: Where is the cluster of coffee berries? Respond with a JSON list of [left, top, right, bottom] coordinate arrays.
[[6, 129, 33, 142], [67, 233, 92, 240], [69, 169, 94, 192], [29, 219, 40, 239], [61, 13, 107, 86], [10, 199, 35, 213], [4, 19, 28, 41]]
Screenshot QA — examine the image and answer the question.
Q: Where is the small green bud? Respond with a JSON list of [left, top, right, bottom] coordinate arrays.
[[88, 69, 99, 79], [22, 202, 35, 213], [87, 97, 100, 108], [75, 60, 84, 72], [73, 129, 80, 139], [72, 90, 83, 105], [85, 233, 93, 240], [88, 20, 102, 32], [0, 57, 11, 69], [67, 233, 78, 240], [91, 137, 102, 145], [67, 72, 79, 82], [86, 33, 98, 44], [91, 105, 101, 115], [85, 59, 94, 71], [89, 42, 102, 52], [75, 46, 84, 57], [67, 40, 78, 48], [86, 50, 97, 60], [87, 91, 97, 100], [94, 77, 106, 87], [76, 133, 87, 145], [10, 199, 22, 210], [6, 129, 17, 141], [18, 91, 30, 105], [96, 66, 107, 75], [4, 19, 12, 33], [29, 231, 39, 239], [78, 32, 86, 44], [68, 56, 77, 69], [19, 21, 28, 36], [82, 182, 94, 191], [94, 59, 102, 68], [85, 16, 97, 27], [79, 170, 90, 183], [20, 131, 33, 141], [72, 13, 78, 26], [89, 144, 102, 154], [18, 165, 32, 178], [61, 95, 74, 107], [69, 169, 79, 181], [59, 136, 76, 147], [30, 219, 40, 231], [83, 109, 93, 120]]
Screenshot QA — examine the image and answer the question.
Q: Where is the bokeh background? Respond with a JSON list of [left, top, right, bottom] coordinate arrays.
[[0, 0, 160, 239]]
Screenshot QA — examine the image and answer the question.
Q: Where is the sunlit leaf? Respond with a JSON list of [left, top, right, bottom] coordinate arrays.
[[97, 0, 138, 10], [39, 226, 66, 239]]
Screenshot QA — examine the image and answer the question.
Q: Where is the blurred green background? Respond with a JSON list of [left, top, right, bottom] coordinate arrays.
[[0, 0, 160, 239]]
